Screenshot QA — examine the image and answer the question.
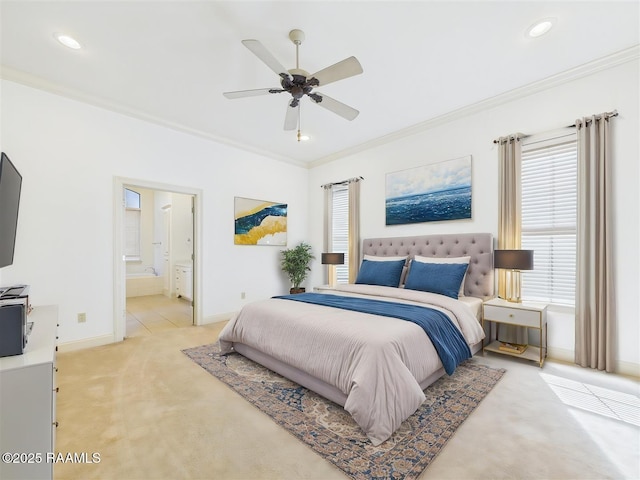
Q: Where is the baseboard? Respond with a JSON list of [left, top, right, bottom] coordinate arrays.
[[57, 334, 114, 353], [615, 360, 640, 379], [548, 346, 639, 379], [57, 314, 235, 351], [548, 346, 574, 364], [201, 312, 236, 325]]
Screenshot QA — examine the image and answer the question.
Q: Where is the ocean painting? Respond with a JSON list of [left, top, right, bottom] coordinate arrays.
[[386, 156, 472, 225], [234, 197, 288, 245]]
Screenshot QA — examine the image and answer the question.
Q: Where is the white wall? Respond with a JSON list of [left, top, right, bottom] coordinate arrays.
[[308, 59, 639, 374], [1, 57, 637, 374], [0, 80, 309, 345]]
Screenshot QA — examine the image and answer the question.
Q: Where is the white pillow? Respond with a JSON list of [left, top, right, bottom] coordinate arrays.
[[364, 255, 408, 262], [412, 255, 471, 297]]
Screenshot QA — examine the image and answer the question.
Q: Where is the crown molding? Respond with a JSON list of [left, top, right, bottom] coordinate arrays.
[[0, 66, 306, 168], [307, 45, 640, 169], [2, 44, 638, 170]]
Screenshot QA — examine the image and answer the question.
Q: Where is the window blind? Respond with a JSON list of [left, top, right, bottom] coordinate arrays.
[[331, 185, 350, 284], [521, 135, 577, 305], [124, 188, 142, 261]]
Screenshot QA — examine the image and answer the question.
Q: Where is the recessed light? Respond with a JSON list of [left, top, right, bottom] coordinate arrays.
[[526, 18, 555, 38], [54, 33, 82, 50]]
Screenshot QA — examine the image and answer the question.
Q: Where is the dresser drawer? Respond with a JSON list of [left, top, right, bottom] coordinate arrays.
[[483, 304, 542, 328]]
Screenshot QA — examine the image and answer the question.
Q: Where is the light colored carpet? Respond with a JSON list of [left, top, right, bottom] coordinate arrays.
[[183, 342, 504, 479], [54, 321, 640, 480]]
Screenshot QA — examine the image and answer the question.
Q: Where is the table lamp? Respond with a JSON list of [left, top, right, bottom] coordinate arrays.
[[494, 250, 534, 303], [321, 253, 345, 288]]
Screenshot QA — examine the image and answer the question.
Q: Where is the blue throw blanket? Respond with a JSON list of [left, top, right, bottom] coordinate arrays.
[[273, 293, 471, 375]]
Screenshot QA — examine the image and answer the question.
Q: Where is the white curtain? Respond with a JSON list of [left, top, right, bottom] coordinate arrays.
[[323, 186, 332, 254], [347, 179, 361, 283], [497, 134, 527, 344], [575, 113, 615, 372]]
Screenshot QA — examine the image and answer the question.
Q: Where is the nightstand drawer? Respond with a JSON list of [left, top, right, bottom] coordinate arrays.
[[483, 305, 542, 328]]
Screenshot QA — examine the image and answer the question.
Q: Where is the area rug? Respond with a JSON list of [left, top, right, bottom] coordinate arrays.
[[182, 343, 505, 480]]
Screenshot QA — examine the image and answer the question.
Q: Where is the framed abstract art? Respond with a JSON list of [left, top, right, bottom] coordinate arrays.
[[234, 197, 288, 245]]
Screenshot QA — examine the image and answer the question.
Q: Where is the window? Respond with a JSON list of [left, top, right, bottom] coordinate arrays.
[[124, 188, 141, 261], [330, 185, 350, 284], [324, 177, 362, 284], [521, 130, 577, 305]]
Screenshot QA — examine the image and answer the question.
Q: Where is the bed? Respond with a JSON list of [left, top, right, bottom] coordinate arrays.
[[218, 233, 494, 445]]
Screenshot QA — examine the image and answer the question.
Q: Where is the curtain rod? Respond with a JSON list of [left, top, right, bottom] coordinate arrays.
[[321, 176, 364, 188], [566, 109, 618, 128], [492, 133, 528, 145], [492, 110, 619, 144]]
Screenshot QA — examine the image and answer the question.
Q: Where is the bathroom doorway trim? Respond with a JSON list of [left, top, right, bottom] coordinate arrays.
[[113, 176, 203, 342]]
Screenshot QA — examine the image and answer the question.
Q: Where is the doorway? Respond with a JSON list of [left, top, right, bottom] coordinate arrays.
[[113, 177, 202, 342]]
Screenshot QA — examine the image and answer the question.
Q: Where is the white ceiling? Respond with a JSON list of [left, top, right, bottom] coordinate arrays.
[[1, 1, 638, 166]]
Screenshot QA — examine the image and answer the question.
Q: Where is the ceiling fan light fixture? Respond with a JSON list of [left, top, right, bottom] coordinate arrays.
[[526, 18, 555, 38], [54, 33, 82, 49], [296, 130, 310, 142]]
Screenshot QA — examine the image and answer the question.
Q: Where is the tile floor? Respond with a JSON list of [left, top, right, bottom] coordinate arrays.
[[125, 294, 193, 337]]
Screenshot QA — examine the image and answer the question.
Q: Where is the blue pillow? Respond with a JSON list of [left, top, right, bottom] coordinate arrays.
[[355, 259, 405, 288], [404, 261, 469, 299]]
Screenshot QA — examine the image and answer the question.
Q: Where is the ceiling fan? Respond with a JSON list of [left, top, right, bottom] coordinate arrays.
[[223, 29, 363, 137]]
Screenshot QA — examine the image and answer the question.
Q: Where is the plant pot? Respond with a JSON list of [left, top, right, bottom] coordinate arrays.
[[289, 287, 305, 294]]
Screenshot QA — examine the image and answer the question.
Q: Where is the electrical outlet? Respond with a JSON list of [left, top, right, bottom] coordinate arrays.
[[77, 312, 86, 323], [241, 292, 246, 300]]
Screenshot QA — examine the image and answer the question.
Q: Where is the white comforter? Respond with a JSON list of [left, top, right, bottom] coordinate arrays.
[[218, 284, 485, 445]]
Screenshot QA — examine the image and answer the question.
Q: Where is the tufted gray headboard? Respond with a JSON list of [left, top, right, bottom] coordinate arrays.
[[362, 233, 494, 300]]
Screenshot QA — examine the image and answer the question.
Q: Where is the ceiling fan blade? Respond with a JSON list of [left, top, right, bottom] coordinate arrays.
[[284, 103, 299, 131], [241, 39, 290, 77], [223, 88, 278, 99], [310, 56, 363, 87], [312, 92, 359, 121]]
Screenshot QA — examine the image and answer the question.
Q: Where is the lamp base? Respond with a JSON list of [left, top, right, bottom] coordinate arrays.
[[328, 264, 337, 288], [504, 269, 522, 303]]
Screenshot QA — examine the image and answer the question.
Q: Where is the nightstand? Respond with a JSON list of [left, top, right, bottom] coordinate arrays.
[[482, 298, 548, 367], [313, 285, 336, 293]]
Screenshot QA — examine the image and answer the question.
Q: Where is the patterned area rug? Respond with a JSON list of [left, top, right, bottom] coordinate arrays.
[[183, 343, 505, 480]]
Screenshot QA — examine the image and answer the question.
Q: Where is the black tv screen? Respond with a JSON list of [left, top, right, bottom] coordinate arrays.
[[0, 152, 22, 268]]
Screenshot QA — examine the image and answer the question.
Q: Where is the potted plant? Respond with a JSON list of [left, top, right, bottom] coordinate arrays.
[[280, 242, 314, 294]]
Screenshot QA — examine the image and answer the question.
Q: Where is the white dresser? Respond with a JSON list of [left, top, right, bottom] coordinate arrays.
[[0, 305, 58, 480]]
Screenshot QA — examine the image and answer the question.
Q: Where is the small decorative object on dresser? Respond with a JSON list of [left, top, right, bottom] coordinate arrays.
[[482, 298, 548, 367]]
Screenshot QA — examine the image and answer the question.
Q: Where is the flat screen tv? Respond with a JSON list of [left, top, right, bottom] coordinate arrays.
[[0, 152, 22, 268]]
